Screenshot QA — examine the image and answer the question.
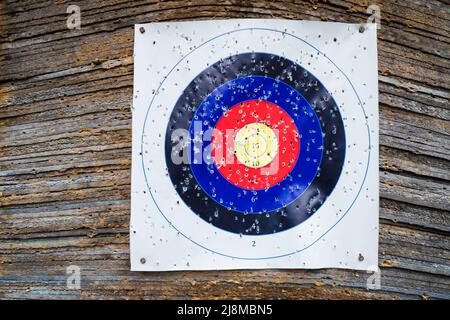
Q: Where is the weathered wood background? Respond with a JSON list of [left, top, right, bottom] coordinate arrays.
[[0, 0, 449, 300]]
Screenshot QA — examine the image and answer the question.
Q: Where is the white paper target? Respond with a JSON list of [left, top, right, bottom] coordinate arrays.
[[130, 19, 379, 271]]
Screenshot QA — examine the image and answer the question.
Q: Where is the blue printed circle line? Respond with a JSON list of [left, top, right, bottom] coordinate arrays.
[[188, 75, 323, 214], [141, 28, 371, 260]]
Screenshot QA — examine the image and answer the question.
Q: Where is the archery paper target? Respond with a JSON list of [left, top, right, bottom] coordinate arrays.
[[131, 19, 379, 271]]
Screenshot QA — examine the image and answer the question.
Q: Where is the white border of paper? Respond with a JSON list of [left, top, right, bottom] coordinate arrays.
[[131, 19, 379, 272]]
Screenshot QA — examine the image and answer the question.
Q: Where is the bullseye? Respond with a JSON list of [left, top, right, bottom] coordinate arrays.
[[234, 122, 278, 169]]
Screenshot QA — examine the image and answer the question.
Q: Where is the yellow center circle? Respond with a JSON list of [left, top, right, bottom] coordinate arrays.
[[234, 122, 278, 168]]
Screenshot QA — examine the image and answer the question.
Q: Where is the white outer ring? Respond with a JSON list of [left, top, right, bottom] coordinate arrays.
[[141, 28, 369, 259]]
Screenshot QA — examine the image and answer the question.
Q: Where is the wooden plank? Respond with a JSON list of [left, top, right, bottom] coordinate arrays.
[[0, 0, 449, 300]]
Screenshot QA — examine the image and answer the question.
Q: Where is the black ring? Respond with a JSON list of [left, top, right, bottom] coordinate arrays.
[[165, 52, 345, 235]]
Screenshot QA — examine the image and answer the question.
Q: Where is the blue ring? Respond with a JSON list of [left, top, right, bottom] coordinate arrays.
[[189, 75, 323, 213]]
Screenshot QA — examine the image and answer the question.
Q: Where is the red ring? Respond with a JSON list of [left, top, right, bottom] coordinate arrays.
[[211, 100, 300, 190]]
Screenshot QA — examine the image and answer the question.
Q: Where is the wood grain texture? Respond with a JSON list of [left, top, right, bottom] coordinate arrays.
[[0, 0, 449, 300]]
